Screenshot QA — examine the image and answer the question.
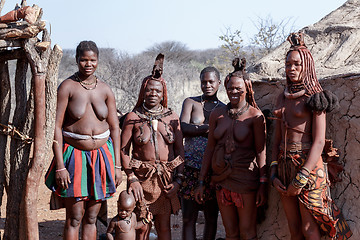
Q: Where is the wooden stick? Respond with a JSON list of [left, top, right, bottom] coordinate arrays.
[[0, 0, 5, 15]]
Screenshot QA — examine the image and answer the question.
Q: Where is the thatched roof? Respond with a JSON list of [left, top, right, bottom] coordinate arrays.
[[249, 0, 360, 81]]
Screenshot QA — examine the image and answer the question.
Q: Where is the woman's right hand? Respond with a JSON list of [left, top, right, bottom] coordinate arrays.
[[194, 185, 205, 204], [128, 181, 144, 202], [55, 169, 71, 189], [272, 177, 287, 195]]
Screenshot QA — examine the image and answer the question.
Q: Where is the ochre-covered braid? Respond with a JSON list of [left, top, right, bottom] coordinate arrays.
[[224, 58, 259, 109], [286, 33, 323, 95], [134, 54, 168, 109]]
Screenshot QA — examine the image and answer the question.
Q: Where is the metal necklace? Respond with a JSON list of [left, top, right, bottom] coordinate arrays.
[[227, 102, 249, 119], [74, 72, 98, 90], [201, 95, 219, 112]]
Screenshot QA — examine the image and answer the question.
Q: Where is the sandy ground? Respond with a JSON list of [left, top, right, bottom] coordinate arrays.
[[0, 173, 225, 240]]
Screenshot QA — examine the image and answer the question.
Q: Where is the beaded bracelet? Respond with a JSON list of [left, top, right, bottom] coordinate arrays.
[[142, 218, 150, 225], [260, 176, 268, 183], [301, 166, 311, 175], [56, 168, 66, 172], [270, 161, 278, 168], [292, 172, 309, 188]]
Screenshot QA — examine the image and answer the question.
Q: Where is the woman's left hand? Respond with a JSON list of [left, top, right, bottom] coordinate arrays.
[[286, 183, 302, 196], [115, 169, 122, 187], [256, 184, 267, 207], [164, 182, 180, 198]]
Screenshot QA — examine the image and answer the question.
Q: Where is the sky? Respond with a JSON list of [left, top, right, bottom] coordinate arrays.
[[3, 0, 347, 54]]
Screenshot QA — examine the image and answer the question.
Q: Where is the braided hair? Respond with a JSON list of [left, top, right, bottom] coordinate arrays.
[[134, 53, 168, 109], [286, 33, 339, 112], [224, 58, 259, 109]]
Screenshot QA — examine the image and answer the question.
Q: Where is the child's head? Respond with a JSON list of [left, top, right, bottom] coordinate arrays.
[[117, 190, 136, 219]]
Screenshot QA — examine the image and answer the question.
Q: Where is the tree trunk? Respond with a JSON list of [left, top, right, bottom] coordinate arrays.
[[19, 44, 62, 240], [0, 59, 10, 219]]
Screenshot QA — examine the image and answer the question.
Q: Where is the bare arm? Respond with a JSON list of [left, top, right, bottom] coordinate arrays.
[[198, 110, 218, 181], [180, 98, 208, 137], [106, 218, 116, 240], [53, 81, 71, 189], [253, 113, 267, 206], [120, 113, 144, 201], [270, 94, 287, 193], [106, 87, 122, 187], [253, 113, 266, 177], [164, 113, 184, 198], [194, 110, 218, 203], [120, 113, 134, 171], [303, 111, 326, 172]]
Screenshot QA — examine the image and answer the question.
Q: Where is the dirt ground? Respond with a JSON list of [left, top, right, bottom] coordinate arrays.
[[0, 172, 225, 240]]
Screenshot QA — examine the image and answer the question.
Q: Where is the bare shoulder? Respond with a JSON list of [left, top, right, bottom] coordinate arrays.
[[168, 108, 180, 120], [58, 77, 76, 90], [96, 78, 115, 96], [248, 106, 265, 124], [212, 105, 227, 117], [126, 111, 141, 121]]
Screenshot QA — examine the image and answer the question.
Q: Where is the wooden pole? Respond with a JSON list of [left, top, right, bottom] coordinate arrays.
[[19, 31, 62, 240], [0, 59, 10, 218]]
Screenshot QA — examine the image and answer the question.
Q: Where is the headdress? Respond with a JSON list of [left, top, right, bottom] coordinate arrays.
[[286, 32, 339, 112], [134, 54, 168, 109], [224, 58, 258, 109]]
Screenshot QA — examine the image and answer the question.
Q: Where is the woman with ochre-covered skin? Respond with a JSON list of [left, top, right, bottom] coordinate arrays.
[[121, 54, 184, 240], [45, 40, 122, 240], [180, 67, 224, 240], [270, 32, 352, 240], [195, 59, 267, 240]]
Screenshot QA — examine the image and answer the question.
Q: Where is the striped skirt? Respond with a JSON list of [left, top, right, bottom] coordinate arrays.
[[45, 138, 116, 201]]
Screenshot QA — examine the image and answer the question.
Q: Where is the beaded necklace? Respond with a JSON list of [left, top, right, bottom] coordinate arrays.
[[74, 72, 98, 90], [227, 102, 249, 119], [200, 95, 219, 112]]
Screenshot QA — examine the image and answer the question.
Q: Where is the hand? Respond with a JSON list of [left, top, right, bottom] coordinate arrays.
[[286, 183, 302, 196], [55, 169, 71, 189], [256, 184, 267, 207], [115, 168, 122, 187], [164, 182, 180, 198], [128, 181, 144, 202], [194, 185, 205, 204], [272, 177, 287, 195]]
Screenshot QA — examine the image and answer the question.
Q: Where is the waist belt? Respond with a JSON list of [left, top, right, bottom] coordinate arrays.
[[280, 142, 312, 153]]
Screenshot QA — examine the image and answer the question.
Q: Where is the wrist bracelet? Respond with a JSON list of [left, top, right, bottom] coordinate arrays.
[[56, 168, 66, 172], [115, 165, 122, 170], [270, 161, 278, 168], [301, 166, 311, 175], [260, 176, 268, 183]]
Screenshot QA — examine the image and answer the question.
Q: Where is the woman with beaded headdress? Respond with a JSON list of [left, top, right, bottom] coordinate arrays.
[[179, 66, 224, 240], [195, 58, 267, 240], [270, 32, 352, 239], [45, 41, 122, 239], [121, 54, 184, 240]]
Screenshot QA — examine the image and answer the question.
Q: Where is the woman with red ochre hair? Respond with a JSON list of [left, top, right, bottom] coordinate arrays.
[[270, 32, 352, 240], [121, 54, 184, 240], [195, 58, 267, 240]]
